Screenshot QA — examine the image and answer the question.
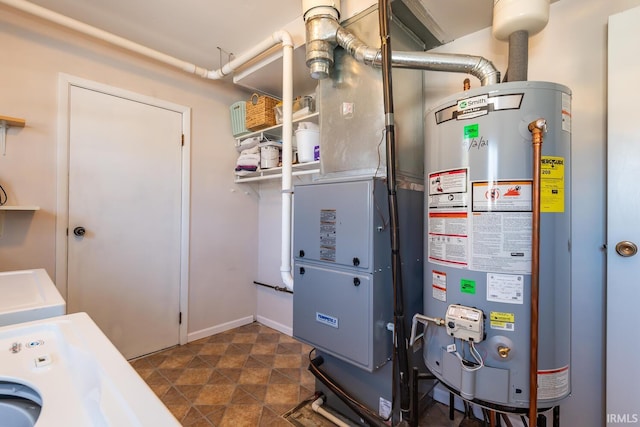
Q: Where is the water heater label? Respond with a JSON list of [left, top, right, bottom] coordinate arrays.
[[538, 365, 570, 400], [472, 181, 532, 212], [470, 181, 532, 274], [432, 270, 447, 302], [428, 169, 471, 269], [316, 312, 338, 329], [457, 94, 489, 120], [486, 273, 524, 304], [434, 93, 524, 124], [490, 311, 515, 331], [429, 169, 467, 195], [541, 156, 565, 213]]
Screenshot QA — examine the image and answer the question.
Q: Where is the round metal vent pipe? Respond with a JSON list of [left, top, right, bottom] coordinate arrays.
[[301, 2, 500, 86]]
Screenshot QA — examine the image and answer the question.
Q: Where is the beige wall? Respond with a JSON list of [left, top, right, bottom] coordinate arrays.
[[0, 6, 258, 337]]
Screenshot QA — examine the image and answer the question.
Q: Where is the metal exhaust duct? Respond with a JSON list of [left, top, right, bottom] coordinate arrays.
[[302, 0, 501, 86]]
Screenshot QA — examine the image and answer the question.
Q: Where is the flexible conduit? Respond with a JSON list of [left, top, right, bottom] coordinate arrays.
[[0, 0, 297, 291]]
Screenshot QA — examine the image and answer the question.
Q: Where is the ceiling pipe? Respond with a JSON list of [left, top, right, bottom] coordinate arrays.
[[1, 0, 297, 291], [302, 0, 500, 86], [0, 0, 210, 77]]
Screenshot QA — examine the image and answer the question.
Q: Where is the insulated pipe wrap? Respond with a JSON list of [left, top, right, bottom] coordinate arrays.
[[507, 30, 529, 82]]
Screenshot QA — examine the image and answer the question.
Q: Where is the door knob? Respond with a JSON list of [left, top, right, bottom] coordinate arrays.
[[73, 226, 86, 237], [615, 241, 637, 257]]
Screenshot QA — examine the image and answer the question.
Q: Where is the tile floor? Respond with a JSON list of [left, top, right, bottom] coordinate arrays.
[[131, 322, 317, 426], [131, 321, 461, 427]]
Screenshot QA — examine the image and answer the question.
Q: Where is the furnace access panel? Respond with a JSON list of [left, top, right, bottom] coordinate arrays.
[[292, 179, 394, 372]]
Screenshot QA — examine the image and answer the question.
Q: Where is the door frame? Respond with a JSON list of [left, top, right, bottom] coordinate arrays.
[[55, 73, 190, 345]]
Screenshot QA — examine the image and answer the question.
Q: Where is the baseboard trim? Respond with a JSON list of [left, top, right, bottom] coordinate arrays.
[[256, 315, 292, 336], [187, 315, 255, 342]]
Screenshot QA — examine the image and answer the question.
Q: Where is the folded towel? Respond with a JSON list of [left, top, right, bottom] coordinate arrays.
[[235, 165, 258, 172], [236, 137, 261, 153]]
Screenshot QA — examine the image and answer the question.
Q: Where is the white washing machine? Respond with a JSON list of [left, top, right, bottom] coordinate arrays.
[[0, 269, 65, 326], [0, 312, 181, 426]]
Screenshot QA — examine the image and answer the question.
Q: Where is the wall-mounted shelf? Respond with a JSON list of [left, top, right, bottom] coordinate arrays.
[[0, 206, 40, 211], [0, 205, 39, 237], [235, 112, 320, 183], [0, 115, 26, 156], [236, 112, 319, 143], [235, 161, 319, 183]]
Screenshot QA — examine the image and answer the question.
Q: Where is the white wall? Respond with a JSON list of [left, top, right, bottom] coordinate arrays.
[[423, 0, 640, 424], [0, 6, 258, 338]]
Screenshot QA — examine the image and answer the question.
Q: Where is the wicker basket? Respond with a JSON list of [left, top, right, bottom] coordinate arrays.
[[245, 93, 279, 131]]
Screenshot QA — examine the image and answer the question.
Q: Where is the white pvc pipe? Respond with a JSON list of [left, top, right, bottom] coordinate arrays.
[[0, 0, 211, 77], [280, 39, 295, 291], [1, 0, 298, 290], [311, 397, 352, 427]]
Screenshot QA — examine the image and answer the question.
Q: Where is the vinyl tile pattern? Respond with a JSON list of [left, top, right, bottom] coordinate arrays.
[[133, 322, 460, 427], [132, 322, 316, 426]]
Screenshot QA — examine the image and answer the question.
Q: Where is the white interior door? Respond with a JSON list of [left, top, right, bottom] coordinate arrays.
[[67, 85, 183, 359], [607, 6, 640, 425]]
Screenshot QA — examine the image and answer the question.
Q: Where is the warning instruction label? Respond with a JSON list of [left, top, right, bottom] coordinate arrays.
[[320, 209, 336, 262]]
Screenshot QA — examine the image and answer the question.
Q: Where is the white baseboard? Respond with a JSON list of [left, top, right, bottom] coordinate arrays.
[[256, 315, 292, 336], [187, 315, 255, 342]]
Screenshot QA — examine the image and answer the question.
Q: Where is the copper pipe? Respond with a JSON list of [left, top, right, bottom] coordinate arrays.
[[528, 118, 546, 424], [463, 78, 471, 91]]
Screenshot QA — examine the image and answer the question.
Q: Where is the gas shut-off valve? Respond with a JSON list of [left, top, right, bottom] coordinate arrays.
[[445, 304, 485, 343]]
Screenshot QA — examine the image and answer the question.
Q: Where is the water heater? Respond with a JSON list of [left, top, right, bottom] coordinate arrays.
[[422, 81, 571, 411]]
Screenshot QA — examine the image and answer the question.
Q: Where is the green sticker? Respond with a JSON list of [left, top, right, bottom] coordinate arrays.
[[461, 279, 476, 294], [464, 124, 479, 139]]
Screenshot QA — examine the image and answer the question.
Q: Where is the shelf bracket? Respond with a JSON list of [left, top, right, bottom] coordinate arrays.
[[0, 116, 26, 156]]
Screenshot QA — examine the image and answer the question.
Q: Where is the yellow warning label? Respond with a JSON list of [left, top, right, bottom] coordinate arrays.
[[541, 156, 564, 213], [490, 312, 515, 323], [490, 311, 515, 331]]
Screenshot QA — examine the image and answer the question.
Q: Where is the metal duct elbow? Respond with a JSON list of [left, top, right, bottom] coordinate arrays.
[[388, 51, 501, 86], [335, 27, 380, 66], [332, 27, 500, 86]]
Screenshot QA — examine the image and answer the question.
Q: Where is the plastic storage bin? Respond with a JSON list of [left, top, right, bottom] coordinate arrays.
[[230, 101, 250, 138]]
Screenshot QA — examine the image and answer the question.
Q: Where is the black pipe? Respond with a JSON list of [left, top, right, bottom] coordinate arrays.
[[449, 392, 455, 420], [252, 280, 293, 294], [410, 367, 419, 427], [308, 354, 388, 427], [377, 0, 411, 423], [409, 368, 439, 426]]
